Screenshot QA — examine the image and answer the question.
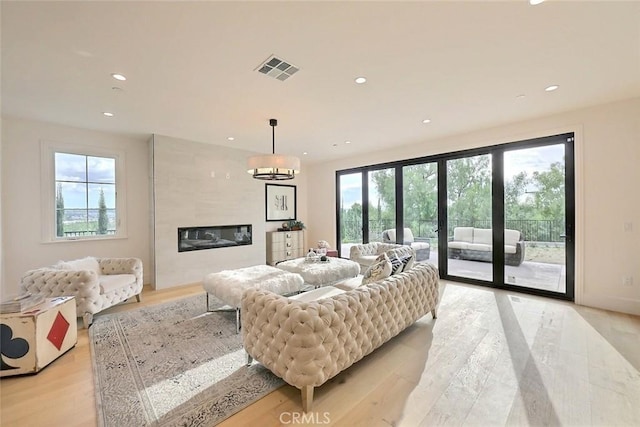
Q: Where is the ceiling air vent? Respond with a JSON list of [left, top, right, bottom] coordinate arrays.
[[255, 55, 299, 81]]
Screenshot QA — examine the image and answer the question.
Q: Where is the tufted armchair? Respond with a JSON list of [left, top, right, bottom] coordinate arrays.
[[241, 261, 439, 412], [20, 257, 143, 328], [349, 241, 404, 270], [382, 228, 431, 261]]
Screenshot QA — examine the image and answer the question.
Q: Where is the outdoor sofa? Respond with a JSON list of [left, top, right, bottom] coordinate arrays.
[[448, 226, 525, 266]]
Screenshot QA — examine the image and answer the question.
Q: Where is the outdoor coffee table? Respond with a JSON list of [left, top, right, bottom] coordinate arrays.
[[276, 257, 360, 288]]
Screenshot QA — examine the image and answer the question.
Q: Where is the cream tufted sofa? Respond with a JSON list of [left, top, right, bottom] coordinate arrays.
[[241, 261, 439, 411], [349, 241, 405, 270], [20, 257, 143, 328]]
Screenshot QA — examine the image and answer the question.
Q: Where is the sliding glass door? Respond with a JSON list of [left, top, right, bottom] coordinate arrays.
[[368, 168, 396, 243], [338, 172, 363, 257], [502, 142, 572, 295], [402, 163, 437, 261], [445, 154, 493, 281], [336, 133, 574, 301]]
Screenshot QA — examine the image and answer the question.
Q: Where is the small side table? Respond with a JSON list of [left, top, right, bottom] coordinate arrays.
[[1, 296, 77, 377]]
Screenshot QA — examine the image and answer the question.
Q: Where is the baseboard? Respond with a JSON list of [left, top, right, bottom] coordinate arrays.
[[580, 293, 640, 316]]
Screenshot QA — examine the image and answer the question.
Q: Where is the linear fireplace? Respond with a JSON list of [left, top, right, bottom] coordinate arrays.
[[178, 224, 252, 252]]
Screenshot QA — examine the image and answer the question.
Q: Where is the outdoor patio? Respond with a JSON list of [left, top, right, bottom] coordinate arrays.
[[340, 243, 566, 294]]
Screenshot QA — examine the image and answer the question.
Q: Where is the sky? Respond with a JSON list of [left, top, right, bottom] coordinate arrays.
[[339, 144, 565, 210], [55, 153, 116, 209]]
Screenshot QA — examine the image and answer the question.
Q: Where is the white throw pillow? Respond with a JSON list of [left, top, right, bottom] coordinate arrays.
[[361, 253, 392, 285], [61, 257, 101, 276]]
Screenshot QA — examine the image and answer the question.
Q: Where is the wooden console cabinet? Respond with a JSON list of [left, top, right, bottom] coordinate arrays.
[[266, 230, 304, 265]]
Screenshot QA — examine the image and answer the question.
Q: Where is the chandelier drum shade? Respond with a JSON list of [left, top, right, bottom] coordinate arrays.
[[247, 119, 300, 180]]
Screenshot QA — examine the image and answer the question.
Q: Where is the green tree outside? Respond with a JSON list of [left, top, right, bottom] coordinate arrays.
[[340, 155, 565, 244], [98, 188, 108, 234], [56, 183, 64, 237]]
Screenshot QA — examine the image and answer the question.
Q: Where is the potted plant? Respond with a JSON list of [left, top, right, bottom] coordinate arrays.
[[289, 220, 305, 231]]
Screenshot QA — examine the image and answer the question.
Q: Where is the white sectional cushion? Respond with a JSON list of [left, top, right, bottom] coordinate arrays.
[[99, 274, 137, 294], [466, 243, 492, 252], [448, 241, 470, 250], [473, 228, 492, 245], [504, 229, 521, 246], [453, 227, 474, 243], [504, 245, 517, 254], [410, 241, 430, 250]]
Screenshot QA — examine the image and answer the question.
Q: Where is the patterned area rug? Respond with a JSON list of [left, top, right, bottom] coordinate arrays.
[[89, 294, 283, 426]]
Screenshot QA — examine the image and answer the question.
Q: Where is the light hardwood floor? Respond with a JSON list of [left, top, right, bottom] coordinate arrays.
[[1, 281, 639, 426]]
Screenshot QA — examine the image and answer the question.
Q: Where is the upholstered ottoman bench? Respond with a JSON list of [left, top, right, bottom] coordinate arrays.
[[275, 257, 360, 288], [203, 265, 304, 332]]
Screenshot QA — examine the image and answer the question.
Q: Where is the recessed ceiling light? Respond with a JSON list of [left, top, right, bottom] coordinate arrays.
[[111, 73, 126, 81], [345, 140, 351, 144], [303, 152, 308, 155], [422, 119, 431, 124], [545, 85, 559, 92], [516, 94, 526, 99], [529, 0, 545, 5], [355, 77, 367, 84], [102, 112, 114, 117], [227, 137, 235, 141]]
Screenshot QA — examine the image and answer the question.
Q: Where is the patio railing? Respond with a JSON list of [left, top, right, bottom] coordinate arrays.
[[340, 218, 565, 243]]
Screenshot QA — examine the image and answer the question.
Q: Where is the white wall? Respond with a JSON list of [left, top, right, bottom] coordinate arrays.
[[1, 117, 152, 296], [305, 97, 640, 316], [0, 118, 4, 294], [151, 135, 308, 289], [4, 98, 636, 314]]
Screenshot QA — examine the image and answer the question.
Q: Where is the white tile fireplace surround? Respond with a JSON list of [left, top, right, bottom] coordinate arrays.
[[152, 135, 267, 289]]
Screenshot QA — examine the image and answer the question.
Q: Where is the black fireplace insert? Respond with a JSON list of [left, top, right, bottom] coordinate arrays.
[[178, 224, 252, 252]]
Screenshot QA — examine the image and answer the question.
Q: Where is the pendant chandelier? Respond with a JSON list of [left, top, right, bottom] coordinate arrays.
[[247, 118, 300, 180]]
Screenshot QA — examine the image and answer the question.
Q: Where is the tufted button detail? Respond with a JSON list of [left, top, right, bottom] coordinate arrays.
[[20, 258, 143, 326], [240, 262, 439, 391]]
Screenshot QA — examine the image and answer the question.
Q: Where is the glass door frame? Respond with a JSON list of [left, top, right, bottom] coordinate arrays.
[[437, 133, 575, 301], [336, 133, 575, 302]]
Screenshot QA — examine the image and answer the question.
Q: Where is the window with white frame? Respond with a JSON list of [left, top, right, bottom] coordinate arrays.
[[42, 141, 126, 242]]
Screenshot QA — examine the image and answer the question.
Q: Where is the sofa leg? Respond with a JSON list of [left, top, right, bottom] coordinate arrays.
[[246, 353, 253, 366], [431, 308, 437, 319], [135, 294, 142, 303], [301, 386, 314, 412], [236, 308, 241, 334], [82, 312, 93, 329]]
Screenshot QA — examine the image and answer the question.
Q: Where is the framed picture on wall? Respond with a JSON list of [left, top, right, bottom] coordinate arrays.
[[265, 184, 296, 221]]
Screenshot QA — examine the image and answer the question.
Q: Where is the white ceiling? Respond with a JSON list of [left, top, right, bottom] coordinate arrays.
[[2, 1, 639, 164]]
